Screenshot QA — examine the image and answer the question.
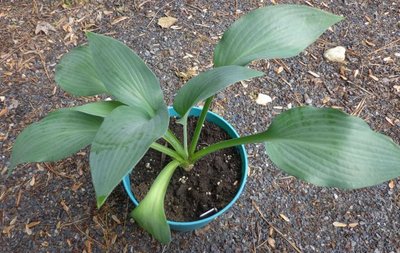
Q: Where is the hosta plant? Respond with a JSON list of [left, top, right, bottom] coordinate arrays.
[[10, 5, 400, 244]]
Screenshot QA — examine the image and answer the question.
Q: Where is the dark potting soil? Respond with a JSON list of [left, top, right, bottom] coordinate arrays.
[[130, 116, 242, 222]]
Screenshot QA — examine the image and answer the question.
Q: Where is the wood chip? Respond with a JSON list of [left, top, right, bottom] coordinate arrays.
[[269, 227, 274, 236], [60, 200, 70, 213], [26, 221, 41, 228], [394, 85, 400, 92], [56, 221, 62, 230], [348, 222, 359, 228], [0, 108, 7, 117], [364, 40, 376, 47], [2, 225, 15, 235], [85, 240, 92, 253], [10, 216, 17, 225], [308, 70, 320, 78], [111, 234, 118, 244], [267, 237, 276, 248], [279, 213, 290, 222], [29, 176, 35, 186], [175, 66, 198, 80], [158, 16, 178, 28], [111, 16, 129, 25], [389, 180, 395, 189], [71, 182, 82, 192], [369, 70, 379, 81], [275, 66, 284, 74], [16, 190, 22, 207], [385, 117, 395, 126], [354, 69, 359, 78], [25, 224, 33, 235], [322, 96, 331, 104], [35, 21, 56, 35], [333, 221, 347, 227], [111, 215, 121, 224]]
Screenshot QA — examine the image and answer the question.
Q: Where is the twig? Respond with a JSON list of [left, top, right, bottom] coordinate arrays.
[[252, 201, 303, 253], [351, 96, 367, 116], [256, 239, 272, 251], [146, 0, 175, 28], [43, 163, 74, 179], [60, 217, 89, 228], [73, 223, 106, 248], [36, 51, 52, 82], [273, 59, 292, 75], [186, 4, 203, 13], [137, 0, 152, 9], [368, 38, 400, 55]]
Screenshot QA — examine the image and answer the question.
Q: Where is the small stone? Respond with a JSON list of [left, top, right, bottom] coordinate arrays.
[[255, 93, 272, 105], [304, 94, 312, 105], [324, 46, 346, 63], [267, 237, 276, 248]]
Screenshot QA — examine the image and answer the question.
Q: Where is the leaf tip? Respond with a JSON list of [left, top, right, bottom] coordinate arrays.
[[85, 31, 95, 38], [96, 195, 106, 208]]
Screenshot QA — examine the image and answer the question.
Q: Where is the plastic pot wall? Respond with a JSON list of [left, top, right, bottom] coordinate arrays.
[[122, 107, 248, 231]]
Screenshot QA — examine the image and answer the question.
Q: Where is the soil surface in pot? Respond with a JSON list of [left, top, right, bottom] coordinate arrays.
[[130, 116, 242, 221]]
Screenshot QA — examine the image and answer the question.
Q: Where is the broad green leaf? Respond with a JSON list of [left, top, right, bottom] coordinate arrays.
[[87, 32, 165, 115], [90, 105, 169, 207], [214, 5, 343, 66], [131, 160, 180, 244], [10, 110, 102, 169], [55, 45, 107, 96], [173, 66, 263, 117], [71, 101, 124, 118], [264, 107, 400, 189]]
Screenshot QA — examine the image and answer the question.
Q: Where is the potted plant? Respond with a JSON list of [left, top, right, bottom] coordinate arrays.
[[9, 4, 400, 244]]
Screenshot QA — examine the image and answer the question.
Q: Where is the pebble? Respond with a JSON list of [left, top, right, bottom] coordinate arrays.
[[324, 46, 346, 63], [304, 94, 313, 105], [255, 93, 272, 105]]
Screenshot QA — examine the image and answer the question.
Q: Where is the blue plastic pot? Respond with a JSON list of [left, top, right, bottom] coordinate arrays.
[[122, 107, 248, 231]]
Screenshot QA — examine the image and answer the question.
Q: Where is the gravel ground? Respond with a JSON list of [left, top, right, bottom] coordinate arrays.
[[1, 0, 399, 252]]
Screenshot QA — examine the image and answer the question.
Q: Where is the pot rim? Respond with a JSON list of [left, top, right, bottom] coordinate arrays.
[[122, 106, 248, 228]]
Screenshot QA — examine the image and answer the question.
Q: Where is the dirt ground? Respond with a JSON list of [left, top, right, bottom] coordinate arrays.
[[1, 0, 399, 252]]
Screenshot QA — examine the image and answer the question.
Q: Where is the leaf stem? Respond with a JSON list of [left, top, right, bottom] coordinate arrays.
[[191, 131, 269, 162], [188, 96, 213, 156], [150, 142, 186, 164], [183, 120, 189, 158], [163, 130, 187, 159]]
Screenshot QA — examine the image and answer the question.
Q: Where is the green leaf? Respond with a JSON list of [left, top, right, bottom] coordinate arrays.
[[71, 101, 124, 118], [173, 66, 263, 117], [87, 32, 165, 114], [131, 160, 180, 244], [264, 107, 400, 189], [10, 110, 102, 169], [214, 5, 343, 66], [55, 45, 107, 96], [90, 105, 169, 207]]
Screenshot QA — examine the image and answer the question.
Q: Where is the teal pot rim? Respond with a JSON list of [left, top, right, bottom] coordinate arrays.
[[122, 107, 248, 231]]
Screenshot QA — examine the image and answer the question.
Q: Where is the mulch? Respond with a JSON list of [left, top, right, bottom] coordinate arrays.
[[1, 1, 399, 252]]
